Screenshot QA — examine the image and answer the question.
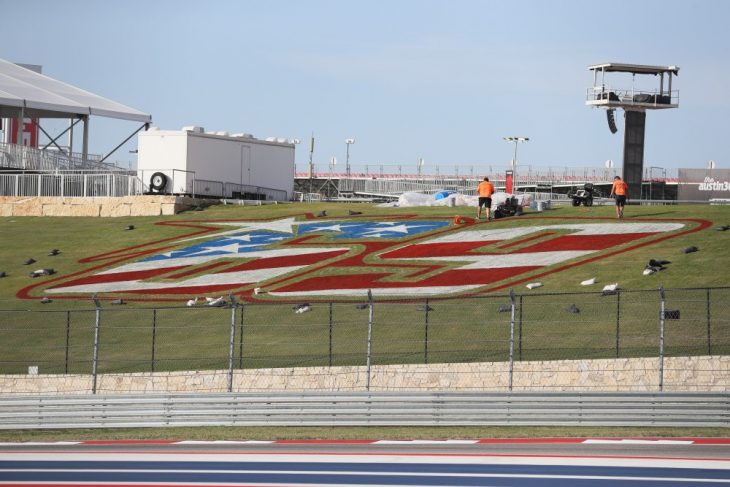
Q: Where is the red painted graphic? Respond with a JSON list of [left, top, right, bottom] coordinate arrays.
[[18, 215, 708, 302]]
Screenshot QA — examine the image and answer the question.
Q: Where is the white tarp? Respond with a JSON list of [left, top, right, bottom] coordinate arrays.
[[0, 58, 151, 122], [385, 191, 533, 209]]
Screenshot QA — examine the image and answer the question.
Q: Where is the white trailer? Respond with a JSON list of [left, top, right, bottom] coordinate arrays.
[[137, 126, 295, 201]]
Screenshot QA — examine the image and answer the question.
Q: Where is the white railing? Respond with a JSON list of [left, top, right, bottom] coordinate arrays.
[[0, 142, 128, 173], [586, 87, 679, 107], [0, 172, 144, 197]]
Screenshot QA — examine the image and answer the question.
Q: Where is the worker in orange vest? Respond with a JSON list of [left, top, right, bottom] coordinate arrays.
[[609, 176, 628, 219], [477, 177, 495, 220]]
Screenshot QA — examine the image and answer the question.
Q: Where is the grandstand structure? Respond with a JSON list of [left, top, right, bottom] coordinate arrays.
[[0, 59, 149, 197]]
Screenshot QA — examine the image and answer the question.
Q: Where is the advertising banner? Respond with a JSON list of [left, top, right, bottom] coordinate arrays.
[[10, 118, 39, 147], [678, 168, 730, 201], [505, 170, 514, 194]]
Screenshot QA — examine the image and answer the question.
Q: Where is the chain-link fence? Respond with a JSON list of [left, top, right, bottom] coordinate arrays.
[[1, 287, 728, 393]]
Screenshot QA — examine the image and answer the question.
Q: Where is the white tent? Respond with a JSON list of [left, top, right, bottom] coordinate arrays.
[[0, 58, 150, 122], [0, 58, 151, 164]]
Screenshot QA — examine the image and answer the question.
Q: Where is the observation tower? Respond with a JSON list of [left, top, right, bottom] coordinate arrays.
[[586, 63, 679, 199]]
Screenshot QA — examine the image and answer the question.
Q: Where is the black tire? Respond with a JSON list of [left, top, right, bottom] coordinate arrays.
[[585, 197, 593, 207], [150, 172, 168, 192], [572, 198, 580, 207]]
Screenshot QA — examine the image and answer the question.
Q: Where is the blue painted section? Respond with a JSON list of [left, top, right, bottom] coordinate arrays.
[[1, 460, 728, 486], [297, 220, 449, 239], [140, 220, 449, 263], [142, 231, 289, 261]]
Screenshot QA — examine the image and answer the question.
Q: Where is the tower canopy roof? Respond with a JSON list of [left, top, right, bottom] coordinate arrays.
[[588, 63, 679, 76]]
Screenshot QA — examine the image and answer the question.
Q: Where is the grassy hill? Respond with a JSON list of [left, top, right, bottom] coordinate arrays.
[[1, 201, 728, 305], [0, 202, 728, 375]]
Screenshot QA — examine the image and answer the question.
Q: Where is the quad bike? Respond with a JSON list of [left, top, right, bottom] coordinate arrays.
[[568, 183, 599, 207], [493, 195, 524, 219]]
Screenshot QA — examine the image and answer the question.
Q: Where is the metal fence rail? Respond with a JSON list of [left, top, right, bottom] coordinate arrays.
[[0, 142, 125, 173], [0, 392, 727, 429], [1, 287, 729, 395], [0, 172, 144, 197]]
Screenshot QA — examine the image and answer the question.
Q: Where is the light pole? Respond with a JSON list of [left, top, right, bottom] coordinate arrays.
[[345, 138, 355, 177], [503, 136, 529, 189], [308, 135, 315, 195]]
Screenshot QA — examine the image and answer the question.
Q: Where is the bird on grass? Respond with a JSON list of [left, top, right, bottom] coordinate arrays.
[[293, 303, 311, 313], [682, 246, 698, 254], [29, 268, 55, 278], [186, 297, 200, 307], [206, 296, 226, 307]]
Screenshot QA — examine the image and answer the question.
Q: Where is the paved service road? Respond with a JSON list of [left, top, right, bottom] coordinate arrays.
[[1, 439, 730, 486]]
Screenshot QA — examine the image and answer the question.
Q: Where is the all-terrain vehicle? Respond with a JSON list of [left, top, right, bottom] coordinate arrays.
[[568, 183, 598, 207], [493, 195, 524, 219]]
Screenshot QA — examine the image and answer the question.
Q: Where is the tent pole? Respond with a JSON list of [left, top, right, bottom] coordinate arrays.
[[82, 115, 89, 164], [98, 123, 149, 164], [41, 118, 81, 152], [16, 107, 24, 145], [37, 124, 68, 155]]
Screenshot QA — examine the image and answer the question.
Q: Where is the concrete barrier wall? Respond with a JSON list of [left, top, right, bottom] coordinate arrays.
[[1, 356, 727, 395], [0, 196, 216, 217]]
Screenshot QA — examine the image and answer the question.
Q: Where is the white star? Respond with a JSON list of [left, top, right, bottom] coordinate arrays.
[[180, 217, 328, 243], [196, 242, 245, 254], [363, 224, 412, 235], [308, 224, 344, 232], [226, 234, 253, 242]]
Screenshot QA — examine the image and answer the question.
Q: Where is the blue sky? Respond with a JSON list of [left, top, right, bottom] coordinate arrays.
[[2, 0, 728, 172]]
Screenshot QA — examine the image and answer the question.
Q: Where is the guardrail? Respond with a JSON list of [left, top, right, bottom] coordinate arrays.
[[0, 392, 727, 429]]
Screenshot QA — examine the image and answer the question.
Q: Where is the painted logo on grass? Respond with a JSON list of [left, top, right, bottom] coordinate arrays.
[[18, 215, 704, 301]]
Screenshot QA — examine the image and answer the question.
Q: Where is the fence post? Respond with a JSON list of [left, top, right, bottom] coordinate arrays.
[[424, 298, 429, 364], [238, 302, 245, 369], [151, 309, 157, 372], [227, 294, 237, 393], [91, 294, 102, 394], [366, 289, 373, 391], [509, 289, 516, 392], [64, 311, 71, 374], [328, 302, 333, 367], [706, 288, 712, 355], [518, 294, 523, 361], [615, 290, 621, 358], [658, 287, 666, 392]]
